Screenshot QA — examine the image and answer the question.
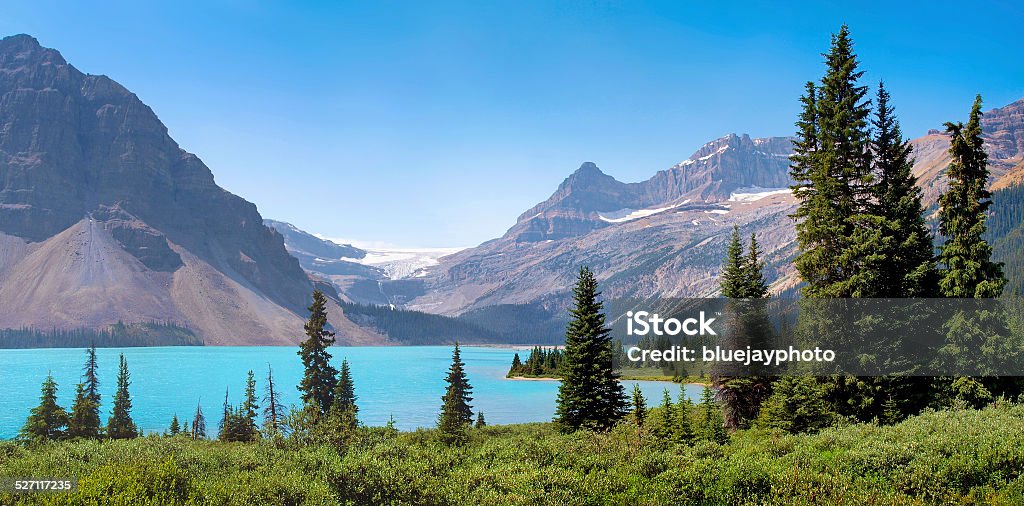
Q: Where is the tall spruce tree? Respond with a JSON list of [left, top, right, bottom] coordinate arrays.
[[67, 382, 99, 439], [263, 364, 284, 436], [720, 226, 747, 298], [241, 370, 259, 441], [107, 354, 137, 439], [169, 414, 180, 435], [438, 343, 474, 444], [192, 402, 206, 440], [938, 95, 1006, 298], [554, 267, 628, 432], [716, 232, 774, 429], [69, 345, 102, 439], [20, 373, 69, 440], [631, 384, 648, 429], [298, 290, 338, 414], [790, 25, 876, 297], [218, 387, 231, 440], [870, 82, 938, 297], [743, 233, 770, 298], [329, 359, 359, 431]]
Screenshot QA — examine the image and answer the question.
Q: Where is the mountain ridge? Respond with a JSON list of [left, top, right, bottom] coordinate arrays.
[[0, 34, 385, 345]]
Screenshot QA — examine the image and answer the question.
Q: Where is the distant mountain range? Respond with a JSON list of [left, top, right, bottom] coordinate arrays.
[[284, 97, 1024, 342], [2, 34, 1021, 346]]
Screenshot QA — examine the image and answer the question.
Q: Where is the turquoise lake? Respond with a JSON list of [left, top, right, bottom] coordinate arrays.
[[0, 346, 702, 439]]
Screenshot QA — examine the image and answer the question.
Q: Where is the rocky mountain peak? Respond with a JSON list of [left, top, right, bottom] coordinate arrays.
[[0, 35, 341, 344], [0, 34, 65, 67]]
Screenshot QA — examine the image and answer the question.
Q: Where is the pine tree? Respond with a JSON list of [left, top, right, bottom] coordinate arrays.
[[475, 411, 486, 429], [758, 376, 836, 434], [73, 345, 102, 438], [631, 384, 647, 428], [107, 354, 137, 439], [241, 370, 259, 441], [653, 388, 675, 441], [298, 290, 338, 414], [67, 382, 99, 439], [698, 386, 728, 444], [554, 267, 627, 432], [790, 25, 875, 297], [509, 352, 523, 376], [192, 402, 206, 440], [263, 364, 284, 436], [329, 359, 359, 431], [720, 226, 746, 298], [169, 414, 180, 435], [870, 82, 938, 297], [438, 343, 474, 444], [20, 373, 69, 440], [218, 387, 231, 440], [716, 232, 774, 429], [743, 233, 770, 298], [675, 391, 695, 445], [938, 95, 1007, 298]]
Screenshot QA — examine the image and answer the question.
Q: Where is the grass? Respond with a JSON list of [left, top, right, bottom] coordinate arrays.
[[2, 404, 1023, 505]]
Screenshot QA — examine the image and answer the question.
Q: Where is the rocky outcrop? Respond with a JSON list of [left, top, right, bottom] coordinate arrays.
[[0, 34, 381, 345], [506, 134, 794, 243]]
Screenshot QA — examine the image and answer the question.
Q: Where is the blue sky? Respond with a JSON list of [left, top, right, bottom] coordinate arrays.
[[4, 1, 1022, 247]]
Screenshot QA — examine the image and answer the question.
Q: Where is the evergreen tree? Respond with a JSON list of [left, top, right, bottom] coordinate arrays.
[[263, 364, 284, 436], [758, 376, 836, 434], [631, 384, 647, 428], [720, 226, 747, 298], [107, 354, 137, 439], [870, 82, 938, 297], [329, 359, 359, 431], [438, 343, 474, 444], [67, 382, 99, 439], [790, 25, 875, 297], [743, 233, 770, 298], [698, 386, 728, 444], [169, 414, 180, 435], [298, 290, 338, 414], [475, 411, 486, 429], [938, 95, 1007, 298], [554, 267, 628, 432], [509, 352, 523, 375], [20, 373, 69, 440], [241, 370, 259, 441], [69, 345, 102, 439], [192, 402, 206, 440], [675, 391, 695, 445], [654, 388, 675, 441], [716, 232, 774, 429], [218, 387, 230, 440]]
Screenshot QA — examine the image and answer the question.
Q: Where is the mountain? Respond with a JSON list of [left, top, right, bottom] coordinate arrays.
[[0, 34, 384, 346], [507, 134, 793, 243], [401, 100, 1024, 329], [402, 133, 799, 317], [911, 98, 1024, 204]]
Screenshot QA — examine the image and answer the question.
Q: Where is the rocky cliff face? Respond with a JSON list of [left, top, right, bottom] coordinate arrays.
[[0, 34, 383, 345], [506, 134, 794, 243]]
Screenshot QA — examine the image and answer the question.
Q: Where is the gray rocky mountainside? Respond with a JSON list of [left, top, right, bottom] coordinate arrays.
[[0, 34, 384, 345], [386, 99, 1024, 329]]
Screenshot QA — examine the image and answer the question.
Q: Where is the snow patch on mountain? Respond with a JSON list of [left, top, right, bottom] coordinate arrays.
[[598, 204, 678, 223], [728, 187, 792, 202], [319, 242, 464, 279]]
